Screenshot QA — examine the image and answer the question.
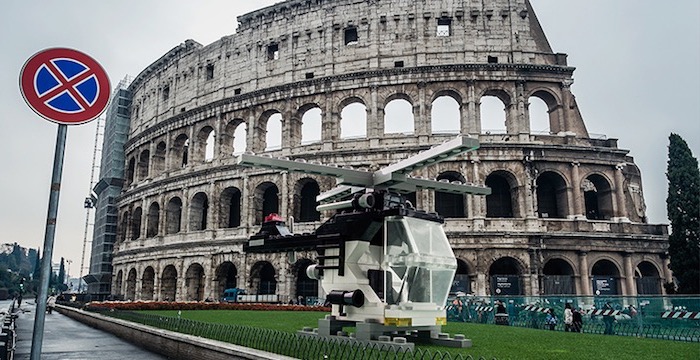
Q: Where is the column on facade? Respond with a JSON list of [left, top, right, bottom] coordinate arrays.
[[416, 82, 430, 138], [138, 197, 147, 240], [367, 85, 382, 139], [614, 164, 629, 220], [208, 181, 217, 230], [153, 263, 161, 301], [321, 92, 336, 148], [280, 172, 289, 219], [135, 264, 143, 300], [514, 81, 529, 136], [157, 193, 166, 237], [661, 255, 673, 294], [176, 259, 185, 302], [181, 187, 190, 233], [246, 106, 261, 154], [578, 251, 591, 296], [570, 161, 584, 218], [242, 176, 252, 228], [623, 252, 637, 296], [187, 126, 195, 167], [282, 108, 300, 153], [215, 112, 225, 161], [147, 141, 156, 179], [470, 159, 485, 218], [463, 80, 479, 136]]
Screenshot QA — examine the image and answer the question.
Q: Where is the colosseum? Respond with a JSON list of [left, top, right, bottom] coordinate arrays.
[[92, 0, 671, 302]]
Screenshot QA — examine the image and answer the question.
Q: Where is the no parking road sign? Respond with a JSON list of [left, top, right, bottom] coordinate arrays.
[[20, 48, 110, 125]]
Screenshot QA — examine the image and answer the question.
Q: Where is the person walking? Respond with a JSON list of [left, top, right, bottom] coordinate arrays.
[[47, 293, 57, 314], [564, 303, 573, 332], [572, 307, 583, 332], [545, 309, 557, 330]]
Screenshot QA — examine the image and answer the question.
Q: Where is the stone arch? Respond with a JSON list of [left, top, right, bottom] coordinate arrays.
[[435, 171, 467, 218], [293, 258, 318, 300], [250, 261, 277, 295], [215, 261, 238, 296], [130, 207, 142, 240], [193, 125, 216, 163], [126, 157, 136, 185], [300, 104, 322, 145], [171, 133, 189, 169], [488, 256, 524, 295], [591, 258, 622, 295], [528, 89, 561, 134], [160, 265, 177, 301], [260, 110, 283, 152], [536, 171, 569, 219], [294, 178, 320, 222], [220, 187, 241, 228], [119, 211, 129, 243], [384, 94, 415, 135], [636, 260, 662, 295], [480, 89, 511, 134], [152, 141, 166, 174], [583, 173, 614, 220], [146, 202, 160, 238], [431, 90, 462, 135], [339, 97, 368, 139], [254, 182, 279, 225], [137, 149, 150, 180], [542, 257, 576, 295], [451, 258, 472, 294], [141, 266, 155, 300], [114, 270, 123, 297], [189, 192, 209, 231], [185, 263, 205, 301], [125, 268, 137, 300], [223, 119, 247, 155], [165, 197, 183, 234], [485, 170, 519, 218]]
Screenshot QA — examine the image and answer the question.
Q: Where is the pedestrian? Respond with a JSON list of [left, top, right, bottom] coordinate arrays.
[[602, 302, 615, 335], [545, 309, 557, 330], [572, 307, 583, 332], [47, 294, 57, 314], [564, 303, 573, 332]]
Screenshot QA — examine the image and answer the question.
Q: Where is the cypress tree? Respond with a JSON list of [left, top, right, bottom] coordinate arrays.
[[666, 133, 700, 294]]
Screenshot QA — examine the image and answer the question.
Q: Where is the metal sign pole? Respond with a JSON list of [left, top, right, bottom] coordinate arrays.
[[30, 124, 67, 360]]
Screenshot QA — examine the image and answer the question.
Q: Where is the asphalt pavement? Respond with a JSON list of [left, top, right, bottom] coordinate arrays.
[[8, 300, 168, 360]]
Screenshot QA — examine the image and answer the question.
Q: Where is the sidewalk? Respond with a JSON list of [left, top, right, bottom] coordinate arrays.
[[12, 301, 168, 360]]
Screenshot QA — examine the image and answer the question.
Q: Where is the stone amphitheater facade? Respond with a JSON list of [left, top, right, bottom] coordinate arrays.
[[111, 0, 670, 302]]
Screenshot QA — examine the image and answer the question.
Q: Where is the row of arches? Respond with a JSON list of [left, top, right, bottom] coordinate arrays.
[[114, 259, 317, 302], [121, 167, 622, 241], [125, 91, 560, 186]]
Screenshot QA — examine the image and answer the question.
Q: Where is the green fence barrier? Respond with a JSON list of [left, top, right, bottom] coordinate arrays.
[[446, 295, 700, 342]]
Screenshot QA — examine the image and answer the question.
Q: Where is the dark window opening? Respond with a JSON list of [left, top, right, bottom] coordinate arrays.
[[299, 182, 321, 222], [305, 72, 314, 79], [162, 86, 170, 101], [435, 173, 466, 218], [437, 18, 451, 37], [234, 88, 242, 95], [486, 175, 513, 218], [344, 27, 358, 45], [262, 186, 279, 219], [487, 56, 498, 64], [394, 61, 404, 68], [267, 43, 279, 60], [584, 191, 600, 220], [206, 64, 214, 80]]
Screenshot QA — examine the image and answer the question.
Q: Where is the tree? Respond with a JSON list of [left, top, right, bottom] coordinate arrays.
[[57, 257, 67, 292], [666, 133, 700, 294]]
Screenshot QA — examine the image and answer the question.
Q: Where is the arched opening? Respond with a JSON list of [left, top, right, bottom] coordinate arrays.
[[450, 259, 471, 294], [340, 101, 367, 139], [220, 187, 241, 228], [591, 259, 621, 295], [294, 259, 318, 301], [215, 262, 238, 296], [250, 261, 276, 295], [160, 265, 177, 301], [233, 123, 247, 155], [254, 182, 279, 225], [141, 266, 155, 301], [125, 268, 137, 300], [542, 258, 575, 295], [265, 113, 283, 151], [114, 270, 123, 297], [536, 172, 569, 219], [130, 207, 142, 240], [486, 172, 515, 218], [166, 197, 182, 234], [137, 150, 150, 180], [119, 211, 129, 243], [480, 95, 507, 134], [185, 263, 205, 301], [528, 96, 550, 134], [636, 261, 661, 295], [431, 94, 461, 134], [204, 131, 215, 161], [384, 98, 414, 135], [489, 257, 522, 295], [146, 202, 160, 238], [192, 126, 215, 163], [297, 179, 320, 222], [583, 174, 614, 220], [189, 192, 209, 231], [126, 157, 136, 185], [301, 107, 322, 144], [172, 134, 189, 169], [152, 141, 166, 174], [435, 172, 466, 218]]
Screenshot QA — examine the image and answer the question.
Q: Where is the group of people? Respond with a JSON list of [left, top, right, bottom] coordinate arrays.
[[545, 303, 584, 332]]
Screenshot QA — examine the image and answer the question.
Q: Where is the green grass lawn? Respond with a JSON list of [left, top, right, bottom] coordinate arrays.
[[140, 310, 699, 360]]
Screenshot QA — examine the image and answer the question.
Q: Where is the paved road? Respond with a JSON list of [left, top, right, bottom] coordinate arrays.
[[9, 300, 169, 360]]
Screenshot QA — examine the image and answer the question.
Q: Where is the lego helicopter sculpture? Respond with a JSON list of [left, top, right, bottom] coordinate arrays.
[[237, 136, 490, 348]]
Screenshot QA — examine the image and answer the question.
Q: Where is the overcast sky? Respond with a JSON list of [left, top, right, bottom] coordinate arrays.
[[0, 1, 698, 277]]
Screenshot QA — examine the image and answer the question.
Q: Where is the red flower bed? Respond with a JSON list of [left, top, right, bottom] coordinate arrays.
[[85, 301, 331, 312]]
